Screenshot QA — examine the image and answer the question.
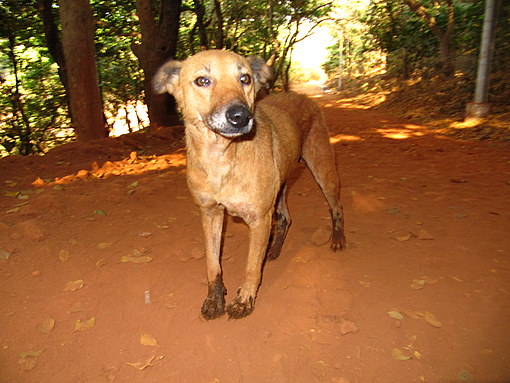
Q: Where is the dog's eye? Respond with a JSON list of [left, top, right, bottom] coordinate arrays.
[[240, 74, 251, 85], [194, 76, 211, 87]]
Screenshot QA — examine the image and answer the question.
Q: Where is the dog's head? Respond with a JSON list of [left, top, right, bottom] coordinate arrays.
[[153, 50, 272, 138]]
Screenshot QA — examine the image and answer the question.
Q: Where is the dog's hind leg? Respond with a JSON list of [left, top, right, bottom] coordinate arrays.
[[302, 116, 346, 252], [226, 214, 272, 319], [265, 182, 291, 261], [200, 205, 228, 319]]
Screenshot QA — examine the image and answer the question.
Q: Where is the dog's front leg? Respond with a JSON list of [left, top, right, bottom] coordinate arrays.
[[200, 205, 227, 320], [226, 214, 272, 319]]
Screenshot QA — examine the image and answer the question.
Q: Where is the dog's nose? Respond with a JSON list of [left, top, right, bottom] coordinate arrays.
[[225, 104, 252, 128]]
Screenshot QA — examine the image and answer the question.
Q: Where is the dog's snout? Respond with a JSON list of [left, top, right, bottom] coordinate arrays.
[[226, 104, 252, 128]]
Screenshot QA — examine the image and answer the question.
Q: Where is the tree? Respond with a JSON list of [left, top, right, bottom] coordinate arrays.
[[1, 0, 70, 156], [58, 0, 106, 141], [132, 0, 182, 128], [403, 0, 455, 76]]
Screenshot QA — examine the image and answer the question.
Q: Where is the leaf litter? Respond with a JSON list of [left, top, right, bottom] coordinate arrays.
[[18, 349, 44, 371], [74, 317, 96, 331], [121, 248, 153, 264], [65, 280, 84, 292], [140, 333, 158, 347], [126, 355, 165, 370], [37, 318, 55, 334]]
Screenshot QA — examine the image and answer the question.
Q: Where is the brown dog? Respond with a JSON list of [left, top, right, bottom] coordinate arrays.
[[153, 50, 345, 320]]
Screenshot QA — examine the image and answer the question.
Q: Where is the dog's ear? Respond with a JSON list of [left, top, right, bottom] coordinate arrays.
[[246, 56, 273, 92], [153, 60, 182, 95]]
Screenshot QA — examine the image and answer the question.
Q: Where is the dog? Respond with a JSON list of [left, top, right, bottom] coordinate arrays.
[[153, 50, 345, 320]]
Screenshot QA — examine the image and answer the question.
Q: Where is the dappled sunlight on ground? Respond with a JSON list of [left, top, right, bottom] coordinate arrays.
[[329, 134, 363, 144], [375, 123, 428, 140], [32, 149, 187, 187]]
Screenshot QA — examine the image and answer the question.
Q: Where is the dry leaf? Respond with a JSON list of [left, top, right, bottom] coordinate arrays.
[[338, 319, 359, 335], [59, 250, 70, 262], [387, 311, 404, 320], [18, 349, 44, 371], [0, 248, 11, 260], [121, 255, 153, 264], [97, 242, 112, 249], [126, 355, 155, 370], [65, 280, 84, 292], [402, 310, 424, 320], [94, 209, 107, 216], [359, 281, 371, 288], [140, 333, 158, 347], [423, 311, 442, 327], [395, 233, 413, 242], [410, 279, 426, 290], [391, 348, 412, 360], [37, 318, 55, 334], [75, 317, 96, 331], [19, 350, 44, 358], [96, 258, 107, 268], [18, 357, 38, 371]]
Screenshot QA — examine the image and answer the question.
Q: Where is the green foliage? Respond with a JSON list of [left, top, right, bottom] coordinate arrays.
[[358, 0, 488, 77], [1, 0, 333, 156], [1, 0, 71, 156]]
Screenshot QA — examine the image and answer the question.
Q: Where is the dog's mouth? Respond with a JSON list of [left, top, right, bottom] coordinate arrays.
[[205, 103, 253, 138]]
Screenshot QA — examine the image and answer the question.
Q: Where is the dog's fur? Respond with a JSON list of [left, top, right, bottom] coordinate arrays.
[[154, 50, 345, 319]]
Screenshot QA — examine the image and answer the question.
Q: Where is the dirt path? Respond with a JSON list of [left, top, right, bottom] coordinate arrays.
[[1, 92, 509, 383]]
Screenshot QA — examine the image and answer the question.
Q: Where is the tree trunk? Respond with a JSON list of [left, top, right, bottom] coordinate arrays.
[[213, 0, 224, 49], [58, 0, 106, 141], [132, 0, 182, 129], [403, 0, 455, 76], [38, 0, 73, 120]]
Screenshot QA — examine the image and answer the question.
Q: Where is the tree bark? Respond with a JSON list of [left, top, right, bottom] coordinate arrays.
[[133, 0, 182, 128], [403, 0, 455, 76], [37, 0, 72, 119], [58, 0, 106, 141]]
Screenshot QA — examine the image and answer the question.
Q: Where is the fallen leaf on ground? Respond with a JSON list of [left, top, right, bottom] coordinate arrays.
[[65, 280, 84, 292], [75, 317, 96, 331], [94, 209, 107, 216], [96, 258, 107, 268], [391, 348, 412, 360], [311, 227, 331, 246], [121, 255, 153, 264], [19, 350, 44, 358], [387, 311, 404, 320], [359, 281, 371, 288], [59, 250, 70, 262], [402, 310, 424, 319], [37, 318, 55, 334], [338, 319, 359, 335], [410, 279, 426, 290], [0, 248, 11, 260], [18, 349, 44, 371], [395, 233, 413, 242], [126, 355, 155, 370], [140, 333, 158, 347], [423, 311, 442, 327]]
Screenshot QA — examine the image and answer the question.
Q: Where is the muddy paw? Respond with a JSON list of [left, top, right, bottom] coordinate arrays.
[[226, 297, 255, 319], [201, 276, 227, 320], [331, 231, 346, 252], [201, 296, 225, 320]]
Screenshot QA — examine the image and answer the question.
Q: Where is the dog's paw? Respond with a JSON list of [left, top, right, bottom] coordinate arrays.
[[331, 231, 346, 252], [226, 296, 255, 319], [201, 296, 226, 320]]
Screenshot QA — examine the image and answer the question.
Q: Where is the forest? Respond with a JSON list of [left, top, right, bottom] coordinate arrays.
[[1, 0, 509, 157]]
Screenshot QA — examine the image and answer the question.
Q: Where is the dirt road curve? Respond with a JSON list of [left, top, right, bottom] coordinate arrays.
[[1, 90, 509, 383]]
